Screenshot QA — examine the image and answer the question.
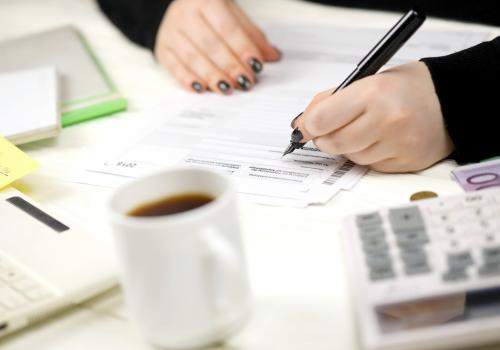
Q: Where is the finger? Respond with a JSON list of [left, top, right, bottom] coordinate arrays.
[[291, 89, 334, 128], [170, 30, 233, 95], [370, 158, 411, 173], [322, 112, 382, 154], [157, 46, 207, 93], [202, 1, 266, 74], [344, 142, 392, 166], [227, 1, 281, 62], [302, 80, 367, 138], [184, 14, 256, 90]]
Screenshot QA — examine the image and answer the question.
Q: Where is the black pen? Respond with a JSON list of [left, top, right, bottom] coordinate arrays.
[[282, 8, 426, 157]]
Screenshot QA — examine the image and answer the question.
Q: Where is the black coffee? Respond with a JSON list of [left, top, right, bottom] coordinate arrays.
[[128, 193, 214, 217]]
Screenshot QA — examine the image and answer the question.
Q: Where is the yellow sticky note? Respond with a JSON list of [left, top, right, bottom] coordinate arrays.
[[0, 136, 39, 189]]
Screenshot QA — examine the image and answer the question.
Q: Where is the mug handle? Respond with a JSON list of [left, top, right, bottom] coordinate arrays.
[[200, 227, 247, 314]]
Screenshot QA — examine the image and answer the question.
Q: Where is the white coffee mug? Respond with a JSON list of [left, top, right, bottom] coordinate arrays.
[[108, 167, 251, 349]]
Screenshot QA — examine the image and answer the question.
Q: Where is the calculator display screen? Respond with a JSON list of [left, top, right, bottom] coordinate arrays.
[[376, 287, 500, 334]]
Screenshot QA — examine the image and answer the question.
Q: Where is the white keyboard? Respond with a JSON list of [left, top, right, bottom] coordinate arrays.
[[343, 188, 500, 304], [0, 253, 55, 322]]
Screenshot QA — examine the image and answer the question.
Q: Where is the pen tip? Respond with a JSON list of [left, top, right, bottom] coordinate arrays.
[[282, 144, 295, 158]]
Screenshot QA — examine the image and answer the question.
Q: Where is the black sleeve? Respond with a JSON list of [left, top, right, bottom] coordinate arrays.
[[420, 37, 500, 164], [305, 1, 500, 26], [96, 0, 173, 51]]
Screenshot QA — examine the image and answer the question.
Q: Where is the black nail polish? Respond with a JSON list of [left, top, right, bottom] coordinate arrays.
[[191, 82, 203, 93], [248, 57, 263, 73], [237, 75, 251, 91], [217, 80, 231, 93], [290, 112, 303, 128], [291, 128, 303, 143]]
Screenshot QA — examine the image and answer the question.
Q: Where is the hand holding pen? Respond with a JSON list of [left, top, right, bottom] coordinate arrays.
[[283, 9, 454, 173]]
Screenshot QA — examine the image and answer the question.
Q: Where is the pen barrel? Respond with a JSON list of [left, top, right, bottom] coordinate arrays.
[[333, 8, 425, 95]]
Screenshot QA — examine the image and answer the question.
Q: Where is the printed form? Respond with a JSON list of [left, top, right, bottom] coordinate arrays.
[[79, 26, 488, 206]]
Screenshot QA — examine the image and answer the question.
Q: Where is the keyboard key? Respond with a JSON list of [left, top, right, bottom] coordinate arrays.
[[369, 266, 395, 281], [442, 268, 469, 282], [359, 226, 385, 240], [362, 236, 389, 253], [447, 252, 474, 270], [0, 260, 10, 271], [356, 212, 382, 228], [0, 303, 7, 317], [389, 207, 425, 232], [0, 288, 29, 309], [24, 288, 52, 302], [0, 269, 25, 283], [12, 278, 40, 293]]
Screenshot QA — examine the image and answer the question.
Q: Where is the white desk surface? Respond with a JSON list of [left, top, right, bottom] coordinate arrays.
[[1, 1, 499, 349]]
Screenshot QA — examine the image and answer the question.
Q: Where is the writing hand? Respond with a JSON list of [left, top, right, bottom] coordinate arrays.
[[293, 62, 454, 173]]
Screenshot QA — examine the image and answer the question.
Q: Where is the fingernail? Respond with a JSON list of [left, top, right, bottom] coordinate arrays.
[[290, 112, 303, 128], [191, 82, 203, 93], [217, 80, 231, 94], [237, 75, 252, 91], [248, 57, 263, 73], [273, 46, 282, 57], [291, 128, 304, 143]]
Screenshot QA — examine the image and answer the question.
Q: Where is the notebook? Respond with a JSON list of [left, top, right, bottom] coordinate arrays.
[[0, 67, 60, 145], [0, 26, 127, 127]]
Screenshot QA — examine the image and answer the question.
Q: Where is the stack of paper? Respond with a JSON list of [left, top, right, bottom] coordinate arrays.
[[0, 26, 127, 127], [76, 25, 489, 207], [0, 67, 60, 145]]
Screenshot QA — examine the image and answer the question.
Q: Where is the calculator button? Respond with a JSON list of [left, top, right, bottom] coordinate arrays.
[[356, 213, 382, 228], [482, 247, 500, 264], [362, 236, 389, 253], [369, 266, 395, 281], [405, 263, 431, 276], [442, 269, 469, 282], [447, 252, 474, 270], [359, 227, 385, 240], [482, 205, 500, 219], [401, 248, 428, 266], [389, 207, 425, 232], [396, 230, 430, 248], [479, 263, 500, 277], [427, 199, 462, 213], [463, 193, 493, 206], [366, 252, 392, 269]]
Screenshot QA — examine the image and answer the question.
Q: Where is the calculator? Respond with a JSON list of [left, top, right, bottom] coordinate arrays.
[[342, 187, 500, 350]]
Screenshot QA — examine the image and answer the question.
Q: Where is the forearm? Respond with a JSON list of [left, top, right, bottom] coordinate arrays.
[[97, 0, 173, 50], [306, 1, 500, 26], [421, 37, 500, 163]]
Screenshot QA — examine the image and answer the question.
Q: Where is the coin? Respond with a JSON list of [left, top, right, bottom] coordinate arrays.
[[410, 191, 438, 201]]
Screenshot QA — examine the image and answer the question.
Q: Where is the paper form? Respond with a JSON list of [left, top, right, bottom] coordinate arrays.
[[78, 26, 489, 206]]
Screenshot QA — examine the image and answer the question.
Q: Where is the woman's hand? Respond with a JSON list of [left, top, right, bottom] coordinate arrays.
[[154, 0, 281, 94], [294, 62, 454, 173]]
